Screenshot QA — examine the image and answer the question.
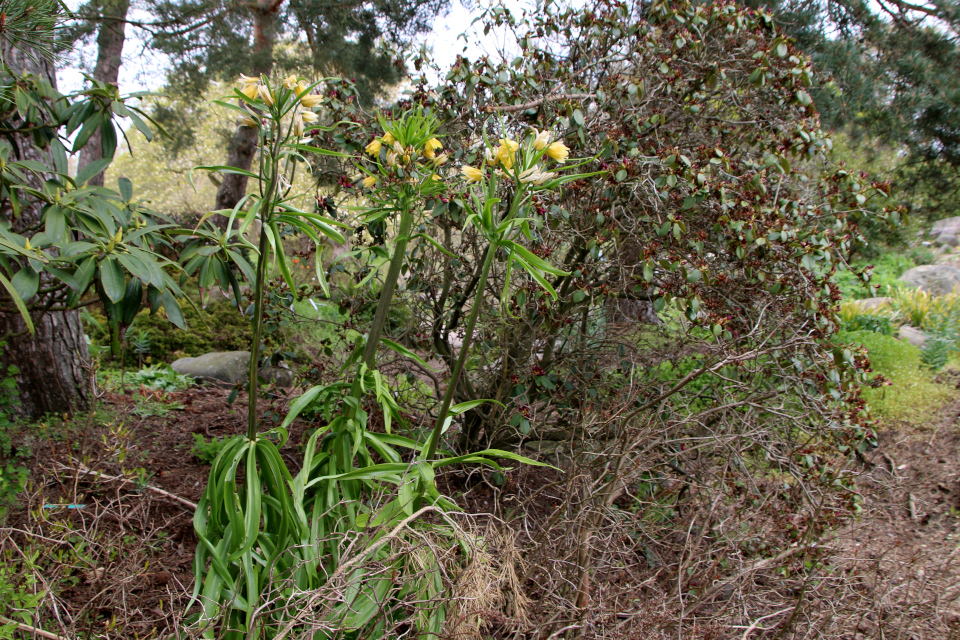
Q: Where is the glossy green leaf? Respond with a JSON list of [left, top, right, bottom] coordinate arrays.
[[162, 289, 186, 329], [100, 257, 125, 303], [0, 270, 31, 333]]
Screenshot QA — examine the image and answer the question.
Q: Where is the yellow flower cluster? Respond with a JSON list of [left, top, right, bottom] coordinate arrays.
[[364, 133, 445, 164], [361, 133, 448, 189], [236, 74, 324, 136], [237, 74, 323, 113], [460, 128, 570, 184]]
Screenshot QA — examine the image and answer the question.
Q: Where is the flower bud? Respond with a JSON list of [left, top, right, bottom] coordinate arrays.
[[258, 84, 274, 106]]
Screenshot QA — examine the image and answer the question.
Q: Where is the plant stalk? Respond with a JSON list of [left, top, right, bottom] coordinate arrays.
[[423, 242, 497, 462], [247, 223, 272, 441], [345, 195, 414, 410], [245, 112, 286, 441], [360, 195, 414, 369]]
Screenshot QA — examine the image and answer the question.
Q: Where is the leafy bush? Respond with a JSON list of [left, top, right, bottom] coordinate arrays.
[[0, 464, 26, 517], [849, 314, 896, 334], [838, 298, 897, 334], [0, 358, 18, 460], [834, 253, 916, 299], [890, 287, 960, 331]]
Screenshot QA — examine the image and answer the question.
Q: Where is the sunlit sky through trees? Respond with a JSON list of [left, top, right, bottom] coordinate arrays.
[[56, 0, 532, 95]]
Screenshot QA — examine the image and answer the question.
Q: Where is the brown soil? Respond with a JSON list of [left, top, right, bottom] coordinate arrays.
[[0, 386, 307, 639], [3, 387, 960, 638]]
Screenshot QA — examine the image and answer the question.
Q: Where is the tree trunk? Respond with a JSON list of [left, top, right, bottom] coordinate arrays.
[[213, 1, 281, 217], [0, 43, 92, 418], [77, 0, 130, 188], [0, 310, 92, 417]]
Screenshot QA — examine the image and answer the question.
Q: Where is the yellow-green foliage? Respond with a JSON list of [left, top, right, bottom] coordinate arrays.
[[889, 287, 960, 329], [838, 299, 894, 323], [844, 330, 957, 424]]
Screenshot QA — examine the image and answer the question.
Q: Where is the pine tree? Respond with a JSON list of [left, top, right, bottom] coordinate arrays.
[[749, 0, 960, 219]]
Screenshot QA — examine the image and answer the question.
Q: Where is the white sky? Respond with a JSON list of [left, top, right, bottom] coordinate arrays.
[[56, 0, 530, 95]]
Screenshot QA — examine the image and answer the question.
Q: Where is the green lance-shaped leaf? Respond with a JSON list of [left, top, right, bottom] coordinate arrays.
[[99, 256, 125, 303], [162, 289, 186, 329], [119, 278, 143, 326], [380, 338, 439, 372], [0, 271, 33, 334], [10, 266, 39, 301]]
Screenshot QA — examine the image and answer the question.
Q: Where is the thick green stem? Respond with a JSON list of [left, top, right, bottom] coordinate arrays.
[[246, 118, 284, 441], [247, 224, 272, 441], [336, 197, 414, 472], [424, 243, 497, 462], [360, 197, 414, 369]]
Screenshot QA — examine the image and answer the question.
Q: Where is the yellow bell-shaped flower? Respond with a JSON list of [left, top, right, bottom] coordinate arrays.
[[365, 139, 382, 156], [461, 165, 484, 182], [546, 141, 570, 162]]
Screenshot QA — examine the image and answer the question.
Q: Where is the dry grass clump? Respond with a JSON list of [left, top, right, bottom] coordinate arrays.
[[449, 525, 530, 639]]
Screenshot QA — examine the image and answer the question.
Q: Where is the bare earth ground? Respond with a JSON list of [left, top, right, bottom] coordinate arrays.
[[3, 386, 960, 638]]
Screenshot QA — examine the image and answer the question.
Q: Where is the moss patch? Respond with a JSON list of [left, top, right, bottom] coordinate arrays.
[[842, 330, 958, 425], [84, 300, 253, 363]]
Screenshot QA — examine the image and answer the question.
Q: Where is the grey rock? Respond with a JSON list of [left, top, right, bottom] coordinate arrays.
[[933, 217, 960, 237], [899, 265, 960, 295], [937, 233, 960, 247], [260, 366, 295, 388], [897, 325, 928, 348], [171, 351, 295, 387]]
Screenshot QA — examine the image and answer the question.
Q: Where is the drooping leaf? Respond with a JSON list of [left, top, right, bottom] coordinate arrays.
[[99, 257, 125, 303]]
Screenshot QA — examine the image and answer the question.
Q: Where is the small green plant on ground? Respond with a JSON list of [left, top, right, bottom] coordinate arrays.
[[919, 307, 960, 370], [98, 365, 194, 392], [191, 433, 228, 464], [130, 365, 194, 392], [129, 330, 152, 367], [834, 252, 916, 300], [130, 395, 184, 418], [0, 565, 44, 638]]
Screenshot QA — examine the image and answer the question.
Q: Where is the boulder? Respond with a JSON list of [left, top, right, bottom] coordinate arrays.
[[854, 297, 892, 311], [936, 233, 960, 248], [897, 326, 928, 349], [172, 351, 295, 387], [932, 216, 960, 237], [899, 265, 960, 295], [260, 366, 296, 388]]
